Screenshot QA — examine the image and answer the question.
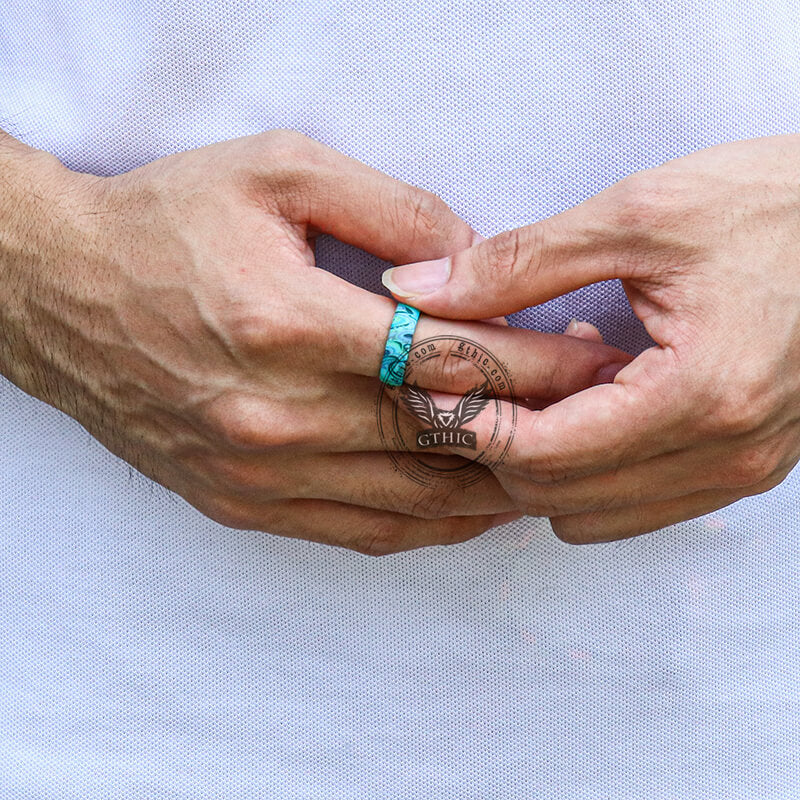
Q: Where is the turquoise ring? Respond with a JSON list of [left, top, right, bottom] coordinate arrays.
[[379, 302, 421, 386]]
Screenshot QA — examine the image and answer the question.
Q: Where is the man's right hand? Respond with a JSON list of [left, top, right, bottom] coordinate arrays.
[[0, 129, 630, 554]]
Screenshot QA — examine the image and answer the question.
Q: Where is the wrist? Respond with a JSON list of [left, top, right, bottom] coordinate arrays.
[[0, 132, 97, 398], [0, 133, 76, 263]]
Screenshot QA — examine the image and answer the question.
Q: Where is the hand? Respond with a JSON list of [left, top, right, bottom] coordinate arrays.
[[382, 134, 800, 543], [0, 130, 629, 553]]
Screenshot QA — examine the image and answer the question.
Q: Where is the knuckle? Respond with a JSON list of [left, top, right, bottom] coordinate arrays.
[[519, 492, 568, 518], [199, 493, 257, 530], [258, 128, 313, 162], [398, 185, 452, 239], [549, 517, 594, 545], [749, 462, 793, 495], [518, 459, 563, 485], [607, 169, 677, 233], [223, 311, 268, 356], [417, 345, 476, 392], [515, 431, 573, 484], [723, 443, 782, 489], [353, 479, 455, 520], [442, 514, 494, 544], [476, 227, 528, 284], [407, 485, 457, 520], [505, 477, 554, 517], [348, 522, 405, 557], [204, 396, 265, 449], [707, 382, 773, 438], [550, 512, 631, 545], [245, 129, 326, 212], [202, 394, 302, 451], [346, 512, 484, 556], [207, 454, 287, 497], [225, 308, 316, 359], [518, 498, 549, 517]]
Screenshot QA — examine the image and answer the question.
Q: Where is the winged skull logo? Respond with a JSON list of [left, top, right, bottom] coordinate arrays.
[[399, 381, 492, 449]]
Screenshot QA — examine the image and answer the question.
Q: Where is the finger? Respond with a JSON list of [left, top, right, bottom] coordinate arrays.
[[199, 370, 526, 456], [200, 372, 474, 454], [194, 449, 518, 517], [213, 495, 521, 555], [502, 318, 602, 412], [406, 310, 629, 398], [300, 270, 632, 400], [564, 319, 604, 343], [548, 475, 781, 544], [496, 430, 786, 517], [379, 197, 624, 319], [255, 129, 476, 264], [437, 346, 685, 482]]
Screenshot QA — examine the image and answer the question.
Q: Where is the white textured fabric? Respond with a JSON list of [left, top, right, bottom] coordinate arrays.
[[2, 2, 800, 797]]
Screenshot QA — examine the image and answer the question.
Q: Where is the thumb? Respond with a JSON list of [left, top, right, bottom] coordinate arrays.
[[380, 211, 620, 319]]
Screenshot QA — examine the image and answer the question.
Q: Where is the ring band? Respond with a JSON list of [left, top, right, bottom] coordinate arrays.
[[379, 302, 421, 386]]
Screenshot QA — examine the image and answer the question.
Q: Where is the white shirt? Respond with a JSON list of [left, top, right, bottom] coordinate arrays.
[[1, 2, 799, 797]]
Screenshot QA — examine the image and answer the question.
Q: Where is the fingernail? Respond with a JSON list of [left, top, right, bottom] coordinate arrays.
[[564, 318, 603, 341], [594, 362, 628, 385], [381, 256, 451, 298]]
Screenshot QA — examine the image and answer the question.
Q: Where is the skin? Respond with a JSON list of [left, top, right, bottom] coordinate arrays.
[[383, 134, 800, 543], [0, 128, 630, 555]]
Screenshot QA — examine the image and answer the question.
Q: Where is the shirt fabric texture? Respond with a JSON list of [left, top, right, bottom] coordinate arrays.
[[1, 1, 800, 798]]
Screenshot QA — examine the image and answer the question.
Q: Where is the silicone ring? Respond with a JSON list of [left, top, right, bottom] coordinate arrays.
[[379, 302, 421, 386]]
